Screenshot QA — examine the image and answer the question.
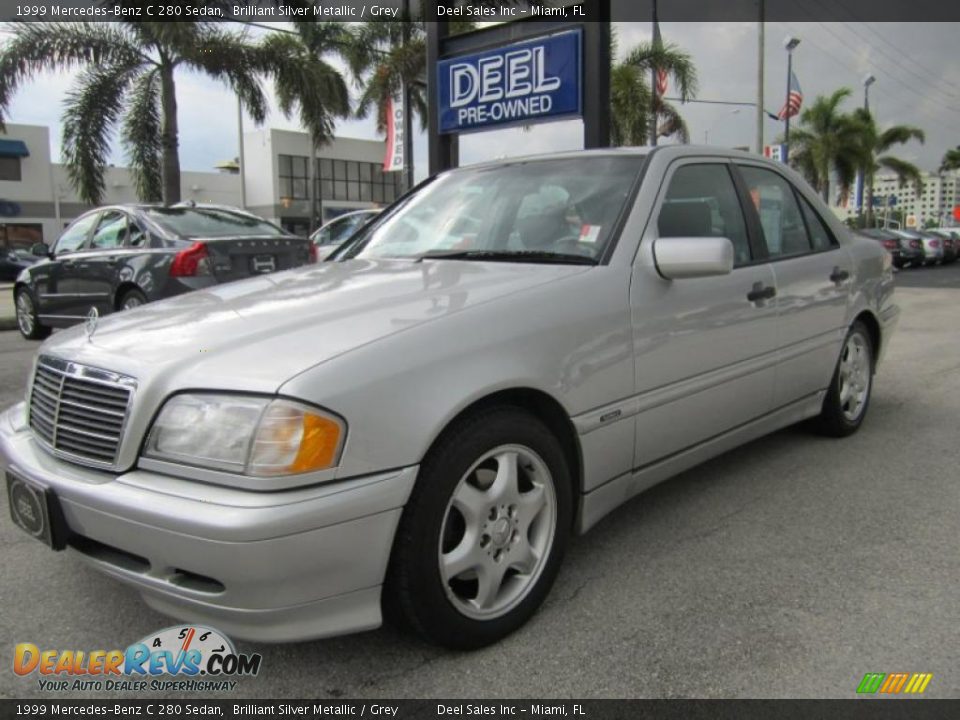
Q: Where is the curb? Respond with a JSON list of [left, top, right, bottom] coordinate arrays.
[[0, 317, 18, 332]]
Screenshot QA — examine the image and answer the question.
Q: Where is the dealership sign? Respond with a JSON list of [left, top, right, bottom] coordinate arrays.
[[437, 29, 582, 134]]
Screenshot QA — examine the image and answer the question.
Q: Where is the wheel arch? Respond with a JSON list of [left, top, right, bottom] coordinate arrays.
[[852, 310, 882, 370], [421, 387, 584, 531], [114, 282, 145, 310]]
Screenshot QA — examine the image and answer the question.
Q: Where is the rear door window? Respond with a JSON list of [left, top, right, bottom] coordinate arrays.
[[90, 211, 128, 250], [737, 166, 812, 258], [796, 194, 838, 251]]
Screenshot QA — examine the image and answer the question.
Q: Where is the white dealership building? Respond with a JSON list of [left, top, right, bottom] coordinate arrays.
[[0, 123, 396, 248]]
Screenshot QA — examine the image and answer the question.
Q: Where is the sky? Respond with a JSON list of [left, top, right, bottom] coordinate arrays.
[[3, 21, 958, 185]]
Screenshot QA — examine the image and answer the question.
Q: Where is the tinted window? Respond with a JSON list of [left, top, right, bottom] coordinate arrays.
[[348, 156, 643, 262], [738, 166, 811, 258], [143, 208, 285, 238], [797, 194, 837, 251], [0, 156, 21, 181], [55, 214, 99, 253], [658, 164, 751, 266], [126, 220, 148, 248], [90, 211, 127, 249]]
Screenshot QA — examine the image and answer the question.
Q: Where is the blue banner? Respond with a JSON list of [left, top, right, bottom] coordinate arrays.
[[437, 29, 582, 134]]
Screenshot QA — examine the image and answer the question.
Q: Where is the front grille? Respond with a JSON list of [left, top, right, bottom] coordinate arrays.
[[28, 356, 136, 469]]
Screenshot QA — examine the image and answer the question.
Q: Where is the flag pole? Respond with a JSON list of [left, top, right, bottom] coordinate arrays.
[[755, 0, 764, 154], [649, 0, 659, 147]]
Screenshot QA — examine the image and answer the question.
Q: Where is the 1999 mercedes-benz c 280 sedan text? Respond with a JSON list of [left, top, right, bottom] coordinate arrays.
[[1, 147, 898, 649]]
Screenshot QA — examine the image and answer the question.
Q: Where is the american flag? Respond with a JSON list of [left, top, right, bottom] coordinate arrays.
[[653, 20, 668, 97], [778, 70, 803, 119]]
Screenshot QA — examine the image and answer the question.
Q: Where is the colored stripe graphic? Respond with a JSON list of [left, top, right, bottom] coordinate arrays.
[[857, 673, 885, 693], [858, 672, 932, 694]]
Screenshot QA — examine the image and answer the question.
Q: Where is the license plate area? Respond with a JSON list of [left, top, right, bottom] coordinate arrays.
[[6, 472, 66, 550], [250, 254, 276, 273]]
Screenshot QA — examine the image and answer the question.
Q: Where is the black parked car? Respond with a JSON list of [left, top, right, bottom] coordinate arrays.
[[14, 204, 315, 340], [0, 248, 39, 282]]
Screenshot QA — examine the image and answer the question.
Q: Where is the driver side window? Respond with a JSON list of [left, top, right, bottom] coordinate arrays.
[[54, 213, 99, 254], [658, 164, 752, 266]]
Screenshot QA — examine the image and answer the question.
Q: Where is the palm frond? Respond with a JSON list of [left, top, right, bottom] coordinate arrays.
[[622, 40, 699, 101], [941, 147, 960, 173], [258, 33, 350, 147], [656, 101, 690, 143], [877, 124, 925, 152], [62, 61, 142, 205], [878, 156, 924, 194], [122, 69, 163, 202], [179, 27, 268, 124], [0, 22, 142, 129]]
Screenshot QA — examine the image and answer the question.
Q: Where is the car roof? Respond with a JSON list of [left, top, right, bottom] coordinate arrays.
[[456, 145, 781, 171]]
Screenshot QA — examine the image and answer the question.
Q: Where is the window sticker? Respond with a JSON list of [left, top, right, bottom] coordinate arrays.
[[579, 224, 602, 244]]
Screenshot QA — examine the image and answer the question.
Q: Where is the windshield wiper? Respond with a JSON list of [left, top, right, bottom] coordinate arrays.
[[415, 250, 598, 265]]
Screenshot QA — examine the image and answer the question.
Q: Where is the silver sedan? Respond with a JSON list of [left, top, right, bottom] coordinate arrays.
[[0, 147, 898, 649]]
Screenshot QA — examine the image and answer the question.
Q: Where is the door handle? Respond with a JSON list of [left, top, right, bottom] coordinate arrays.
[[747, 283, 776, 303], [830, 267, 850, 283]]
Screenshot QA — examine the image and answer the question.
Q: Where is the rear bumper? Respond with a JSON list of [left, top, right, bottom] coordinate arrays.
[[0, 402, 417, 642]]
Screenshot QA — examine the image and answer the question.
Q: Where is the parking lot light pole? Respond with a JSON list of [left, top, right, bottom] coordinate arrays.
[[857, 74, 876, 218], [783, 36, 800, 162]]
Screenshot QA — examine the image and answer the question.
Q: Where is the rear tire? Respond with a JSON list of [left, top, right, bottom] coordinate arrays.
[[15, 288, 51, 341], [384, 406, 572, 649], [118, 288, 147, 311], [812, 321, 874, 437]]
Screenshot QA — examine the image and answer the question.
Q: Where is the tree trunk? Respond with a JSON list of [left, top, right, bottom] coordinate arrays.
[[159, 63, 181, 205]]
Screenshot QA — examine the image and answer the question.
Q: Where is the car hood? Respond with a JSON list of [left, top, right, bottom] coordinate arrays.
[[40, 258, 589, 392]]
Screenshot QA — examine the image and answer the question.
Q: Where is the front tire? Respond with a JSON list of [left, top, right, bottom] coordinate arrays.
[[813, 322, 874, 437], [385, 407, 572, 649], [15, 288, 51, 341]]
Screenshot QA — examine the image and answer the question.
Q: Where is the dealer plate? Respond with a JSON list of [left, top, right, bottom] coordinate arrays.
[[6, 472, 64, 549]]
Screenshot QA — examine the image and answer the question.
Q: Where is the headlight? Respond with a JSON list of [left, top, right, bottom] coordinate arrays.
[[143, 394, 345, 476]]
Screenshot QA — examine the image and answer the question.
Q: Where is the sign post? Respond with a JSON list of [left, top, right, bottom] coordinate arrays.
[[427, 4, 609, 176]]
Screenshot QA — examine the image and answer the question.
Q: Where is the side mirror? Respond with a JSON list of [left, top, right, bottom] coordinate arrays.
[[654, 236, 734, 280], [30, 242, 51, 258]]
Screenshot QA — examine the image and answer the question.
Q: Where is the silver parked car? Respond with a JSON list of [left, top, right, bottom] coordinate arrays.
[[891, 228, 942, 266], [0, 148, 898, 649]]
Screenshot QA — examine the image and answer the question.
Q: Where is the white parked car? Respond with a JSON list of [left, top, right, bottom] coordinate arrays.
[[1, 147, 898, 649]]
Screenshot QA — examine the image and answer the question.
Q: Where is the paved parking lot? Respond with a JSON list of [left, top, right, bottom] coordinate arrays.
[[1, 264, 958, 700]]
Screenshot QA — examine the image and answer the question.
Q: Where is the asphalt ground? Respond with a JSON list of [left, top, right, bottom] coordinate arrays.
[[1, 263, 958, 700]]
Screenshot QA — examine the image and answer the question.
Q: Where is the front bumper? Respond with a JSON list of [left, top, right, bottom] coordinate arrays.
[[0, 403, 417, 642]]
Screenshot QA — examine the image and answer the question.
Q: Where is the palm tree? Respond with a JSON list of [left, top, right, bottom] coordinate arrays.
[[940, 146, 960, 173], [0, 21, 350, 205], [611, 38, 698, 146], [786, 88, 863, 203], [349, 18, 476, 135], [850, 107, 925, 227]]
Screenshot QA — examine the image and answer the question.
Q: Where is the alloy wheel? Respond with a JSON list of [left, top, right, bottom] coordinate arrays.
[[438, 444, 557, 620], [838, 332, 871, 423], [16, 292, 34, 336]]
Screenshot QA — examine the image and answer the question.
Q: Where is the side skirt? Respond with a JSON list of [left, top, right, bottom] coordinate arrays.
[[576, 391, 826, 534]]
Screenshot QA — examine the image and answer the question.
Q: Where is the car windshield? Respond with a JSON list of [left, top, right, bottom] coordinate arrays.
[[344, 156, 644, 262], [143, 208, 286, 238]]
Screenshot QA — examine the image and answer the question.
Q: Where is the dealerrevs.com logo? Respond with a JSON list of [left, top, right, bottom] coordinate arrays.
[[14, 625, 262, 693]]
